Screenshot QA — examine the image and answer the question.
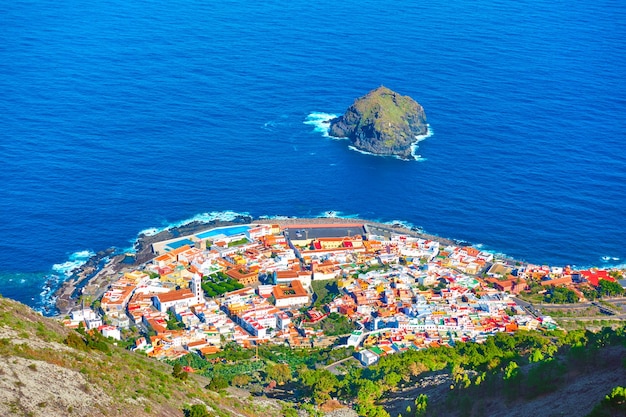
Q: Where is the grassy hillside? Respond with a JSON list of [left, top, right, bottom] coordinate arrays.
[[0, 296, 286, 417], [2, 293, 624, 417]]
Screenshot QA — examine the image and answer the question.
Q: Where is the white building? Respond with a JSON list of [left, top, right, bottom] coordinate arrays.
[[359, 349, 379, 366]]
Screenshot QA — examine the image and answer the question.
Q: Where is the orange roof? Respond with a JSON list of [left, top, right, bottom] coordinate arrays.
[[155, 288, 195, 303], [200, 346, 220, 356], [273, 280, 308, 300]]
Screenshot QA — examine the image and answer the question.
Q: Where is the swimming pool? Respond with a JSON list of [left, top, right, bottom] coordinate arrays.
[[196, 225, 250, 239]]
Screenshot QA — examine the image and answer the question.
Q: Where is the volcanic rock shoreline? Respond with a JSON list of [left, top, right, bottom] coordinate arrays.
[[52, 215, 459, 316], [53, 216, 254, 315], [329, 86, 428, 159]]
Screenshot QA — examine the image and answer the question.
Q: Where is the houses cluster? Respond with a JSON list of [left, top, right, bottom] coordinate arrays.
[[63, 222, 621, 366]]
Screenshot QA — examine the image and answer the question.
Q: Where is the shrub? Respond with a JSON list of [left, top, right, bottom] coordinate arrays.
[[206, 375, 228, 391], [184, 404, 210, 417]]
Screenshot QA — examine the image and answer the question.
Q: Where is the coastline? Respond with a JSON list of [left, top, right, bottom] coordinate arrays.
[[52, 214, 509, 316], [53, 216, 253, 316]]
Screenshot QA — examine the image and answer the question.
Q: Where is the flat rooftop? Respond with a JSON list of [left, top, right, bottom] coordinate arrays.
[[283, 224, 366, 240]]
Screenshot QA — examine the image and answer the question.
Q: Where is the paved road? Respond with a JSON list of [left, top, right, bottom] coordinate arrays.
[[512, 297, 540, 318], [324, 356, 362, 375]]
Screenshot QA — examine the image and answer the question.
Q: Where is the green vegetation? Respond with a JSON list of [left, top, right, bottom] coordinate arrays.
[[311, 278, 341, 306], [184, 404, 210, 417], [172, 362, 189, 381], [265, 363, 292, 384], [414, 394, 428, 416], [227, 237, 250, 248], [65, 326, 110, 353], [544, 286, 578, 303], [0, 297, 286, 417], [598, 279, 624, 297], [281, 327, 626, 417], [306, 312, 357, 336], [206, 375, 229, 391], [353, 87, 421, 140], [167, 310, 186, 330], [587, 386, 626, 416], [202, 272, 244, 298]]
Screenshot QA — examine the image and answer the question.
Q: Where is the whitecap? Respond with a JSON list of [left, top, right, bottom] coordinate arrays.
[[601, 256, 621, 262], [316, 211, 360, 219], [385, 219, 417, 230], [52, 250, 95, 277], [137, 210, 251, 238], [304, 112, 340, 138], [410, 124, 433, 161], [138, 227, 160, 237], [258, 214, 295, 220], [347, 146, 380, 157]]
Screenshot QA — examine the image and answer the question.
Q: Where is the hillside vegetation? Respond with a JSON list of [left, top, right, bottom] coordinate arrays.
[[0, 296, 286, 417], [328, 86, 428, 159], [1, 294, 625, 417]]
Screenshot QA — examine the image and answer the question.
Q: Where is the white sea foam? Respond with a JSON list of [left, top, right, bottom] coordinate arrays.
[[52, 250, 95, 277], [304, 112, 340, 138], [410, 124, 433, 161], [347, 125, 433, 161], [347, 146, 379, 157], [137, 210, 251, 238], [258, 214, 297, 220], [385, 219, 417, 230], [138, 227, 160, 237], [307, 112, 432, 162], [601, 256, 620, 262], [316, 210, 361, 219]]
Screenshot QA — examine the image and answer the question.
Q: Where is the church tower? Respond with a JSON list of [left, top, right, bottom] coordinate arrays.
[[191, 273, 204, 305]]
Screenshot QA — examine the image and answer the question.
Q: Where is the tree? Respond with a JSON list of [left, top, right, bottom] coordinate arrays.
[[529, 349, 545, 363], [355, 379, 383, 406], [598, 279, 624, 297], [231, 374, 250, 387], [184, 404, 209, 417], [64, 331, 87, 350], [383, 371, 401, 389], [299, 369, 339, 404], [414, 394, 428, 416], [603, 386, 626, 411], [172, 363, 188, 380], [265, 363, 292, 385], [206, 375, 228, 391], [544, 286, 578, 304], [166, 311, 185, 330]]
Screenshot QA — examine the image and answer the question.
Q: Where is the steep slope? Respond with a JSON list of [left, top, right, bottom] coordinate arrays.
[[0, 296, 283, 417], [329, 86, 428, 159]]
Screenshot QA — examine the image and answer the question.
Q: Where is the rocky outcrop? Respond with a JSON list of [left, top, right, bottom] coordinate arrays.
[[329, 86, 428, 159]]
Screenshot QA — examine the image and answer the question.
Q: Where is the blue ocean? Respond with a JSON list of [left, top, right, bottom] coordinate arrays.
[[1, 0, 625, 314]]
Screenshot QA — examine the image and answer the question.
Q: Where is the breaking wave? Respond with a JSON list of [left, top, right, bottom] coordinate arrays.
[[304, 112, 339, 138], [137, 210, 251, 237], [52, 250, 95, 277]]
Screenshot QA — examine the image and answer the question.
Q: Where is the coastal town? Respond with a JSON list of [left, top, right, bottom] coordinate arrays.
[[62, 220, 624, 367]]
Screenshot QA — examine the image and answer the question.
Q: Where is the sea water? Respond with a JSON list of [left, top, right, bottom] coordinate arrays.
[[1, 0, 625, 313]]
